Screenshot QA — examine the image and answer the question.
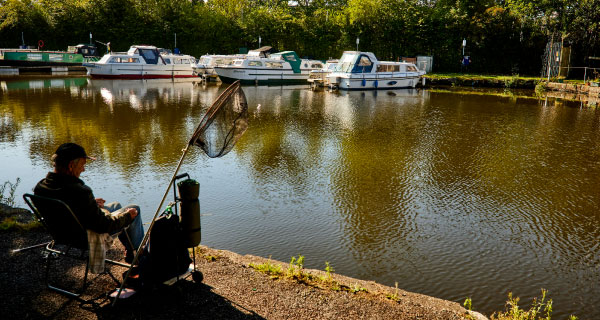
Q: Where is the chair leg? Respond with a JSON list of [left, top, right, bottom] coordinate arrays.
[[43, 247, 89, 300]]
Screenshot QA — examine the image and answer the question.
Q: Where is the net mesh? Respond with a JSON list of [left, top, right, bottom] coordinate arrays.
[[190, 81, 248, 158]]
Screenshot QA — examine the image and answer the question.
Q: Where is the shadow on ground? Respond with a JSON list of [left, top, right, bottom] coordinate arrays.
[[2, 230, 264, 320]]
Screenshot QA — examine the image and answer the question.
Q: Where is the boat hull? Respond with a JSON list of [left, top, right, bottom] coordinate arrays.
[[214, 67, 309, 85], [85, 63, 196, 79]]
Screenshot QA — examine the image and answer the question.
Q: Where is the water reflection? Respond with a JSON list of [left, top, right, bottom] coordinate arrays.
[[1, 79, 599, 318]]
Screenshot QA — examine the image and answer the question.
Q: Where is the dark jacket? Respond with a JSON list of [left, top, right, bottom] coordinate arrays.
[[34, 172, 132, 234]]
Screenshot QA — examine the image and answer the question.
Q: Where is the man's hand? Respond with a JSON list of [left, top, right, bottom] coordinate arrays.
[[126, 207, 138, 219], [95, 198, 106, 208]]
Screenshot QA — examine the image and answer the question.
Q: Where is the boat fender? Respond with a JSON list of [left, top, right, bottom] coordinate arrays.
[[38, 40, 44, 49], [374, 80, 378, 88], [362, 79, 366, 87]]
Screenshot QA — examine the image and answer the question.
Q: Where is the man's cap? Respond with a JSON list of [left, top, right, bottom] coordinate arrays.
[[53, 143, 96, 166]]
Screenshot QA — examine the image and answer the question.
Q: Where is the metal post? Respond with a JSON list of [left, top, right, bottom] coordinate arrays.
[[584, 67, 587, 83], [174, 33, 177, 50], [547, 35, 554, 82]]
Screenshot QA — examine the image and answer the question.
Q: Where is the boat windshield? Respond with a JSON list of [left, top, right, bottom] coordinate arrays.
[[334, 53, 358, 73], [139, 48, 159, 64]]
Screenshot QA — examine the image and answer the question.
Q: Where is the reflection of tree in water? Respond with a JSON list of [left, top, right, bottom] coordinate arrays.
[[0, 79, 209, 172], [329, 94, 426, 280], [235, 88, 330, 202]]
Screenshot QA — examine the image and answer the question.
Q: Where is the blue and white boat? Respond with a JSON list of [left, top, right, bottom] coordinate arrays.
[[326, 51, 424, 90]]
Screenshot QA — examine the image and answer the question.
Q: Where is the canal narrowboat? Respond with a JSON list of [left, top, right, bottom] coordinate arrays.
[[0, 48, 85, 67], [83, 45, 196, 79], [213, 50, 323, 85], [326, 51, 425, 90]]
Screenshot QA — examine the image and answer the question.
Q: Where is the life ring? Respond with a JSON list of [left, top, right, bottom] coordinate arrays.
[[38, 40, 44, 48]]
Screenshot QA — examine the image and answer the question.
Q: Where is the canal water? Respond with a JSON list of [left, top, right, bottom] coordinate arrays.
[[1, 77, 598, 318]]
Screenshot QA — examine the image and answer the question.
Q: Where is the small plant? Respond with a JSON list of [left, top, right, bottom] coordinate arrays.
[[504, 74, 520, 88], [250, 256, 284, 278], [490, 289, 567, 320], [204, 255, 218, 262], [386, 282, 400, 301], [324, 261, 334, 281], [286, 255, 306, 280], [535, 81, 548, 96], [0, 178, 20, 207], [350, 283, 368, 293], [464, 297, 472, 311]]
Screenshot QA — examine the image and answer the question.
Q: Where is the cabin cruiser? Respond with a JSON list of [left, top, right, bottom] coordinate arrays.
[[213, 50, 323, 85], [193, 54, 245, 78], [84, 45, 196, 79], [326, 51, 424, 90]]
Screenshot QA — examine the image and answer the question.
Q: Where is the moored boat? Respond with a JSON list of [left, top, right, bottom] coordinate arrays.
[[326, 51, 425, 90], [0, 48, 85, 67], [193, 54, 245, 77], [83, 45, 196, 79], [213, 50, 323, 85]]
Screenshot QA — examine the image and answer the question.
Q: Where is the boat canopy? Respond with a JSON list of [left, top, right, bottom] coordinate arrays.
[[335, 51, 377, 73], [270, 51, 301, 73]]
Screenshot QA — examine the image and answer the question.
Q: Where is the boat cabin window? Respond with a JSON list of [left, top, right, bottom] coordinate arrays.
[[164, 58, 171, 64], [109, 57, 140, 63], [233, 60, 243, 66], [377, 64, 400, 72], [49, 54, 64, 61], [248, 61, 263, 67], [311, 63, 323, 69], [265, 62, 283, 68], [406, 65, 418, 72]]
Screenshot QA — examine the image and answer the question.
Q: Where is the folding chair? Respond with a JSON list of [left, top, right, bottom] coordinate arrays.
[[23, 193, 132, 302]]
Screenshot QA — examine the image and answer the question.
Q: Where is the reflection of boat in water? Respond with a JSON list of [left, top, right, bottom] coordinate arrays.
[[85, 78, 197, 109], [327, 51, 424, 90], [0, 77, 88, 91], [84, 45, 197, 79]]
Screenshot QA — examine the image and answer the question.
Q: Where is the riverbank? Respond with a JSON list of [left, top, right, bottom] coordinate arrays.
[[0, 205, 486, 319]]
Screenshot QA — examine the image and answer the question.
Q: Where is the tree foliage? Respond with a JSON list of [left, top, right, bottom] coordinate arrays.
[[0, 0, 597, 74]]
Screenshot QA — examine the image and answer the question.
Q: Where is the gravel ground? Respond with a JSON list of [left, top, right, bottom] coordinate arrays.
[[1, 208, 487, 320]]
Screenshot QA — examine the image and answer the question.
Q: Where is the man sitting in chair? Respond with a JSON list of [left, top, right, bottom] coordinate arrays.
[[34, 142, 144, 266]]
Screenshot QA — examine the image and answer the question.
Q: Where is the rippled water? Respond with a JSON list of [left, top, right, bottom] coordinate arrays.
[[1, 77, 599, 318]]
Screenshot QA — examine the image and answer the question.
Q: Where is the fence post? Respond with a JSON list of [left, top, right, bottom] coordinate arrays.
[[584, 67, 587, 83]]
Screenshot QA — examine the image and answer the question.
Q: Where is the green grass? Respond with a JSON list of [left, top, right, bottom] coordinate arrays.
[[0, 217, 42, 231], [425, 73, 541, 82], [488, 289, 577, 320]]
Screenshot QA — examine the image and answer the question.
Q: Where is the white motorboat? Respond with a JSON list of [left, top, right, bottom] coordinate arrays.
[[213, 50, 323, 85], [193, 54, 245, 77], [326, 51, 425, 90], [84, 45, 196, 79]]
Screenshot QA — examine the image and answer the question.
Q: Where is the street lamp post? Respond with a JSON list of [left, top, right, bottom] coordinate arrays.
[[462, 38, 466, 56], [259, 35, 261, 48], [356, 37, 359, 52]]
